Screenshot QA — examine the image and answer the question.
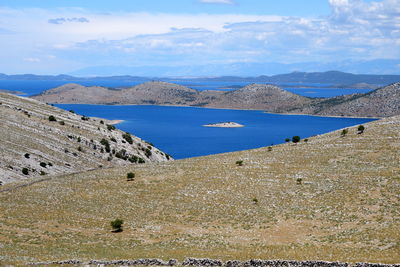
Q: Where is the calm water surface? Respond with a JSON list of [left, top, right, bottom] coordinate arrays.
[[55, 104, 374, 159]]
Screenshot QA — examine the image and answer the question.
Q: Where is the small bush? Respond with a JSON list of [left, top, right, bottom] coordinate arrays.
[[100, 138, 111, 153], [127, 172, 135, 181], [24, 153, 30, 159], [296, 178, 303, 185], [81, 116, 89, 121], [304, 138, 309, 143], [69, 110, 75, 113], [358, 125, 365, 134], [77, 146, 83, 152], [39, 162, 47, 168], [292, 136, 301, 143], [138, 158, 145, 164], [59, 121, 65, 125], [48, 115, 57, 122], [129, 155, 139, 163], [48, 162, 53, 167], [122, 132, 133, 144], [40, 171, 46, 176], [268, 147, 272, 151], [107, 124, 116, 131], [110, 137, 117, 142], [145, 148, 152, 158], [341, 128, 349, 137], [110, 219, 124, 232], [236, 160, 243, 166], [100, 120, 104, 125], [22, 168, 29, 175], [252, 197, 258, 204], [285, 138, 290, 143]]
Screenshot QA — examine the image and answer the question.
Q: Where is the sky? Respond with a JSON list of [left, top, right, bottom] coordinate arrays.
[[0, 0, 399, 76]]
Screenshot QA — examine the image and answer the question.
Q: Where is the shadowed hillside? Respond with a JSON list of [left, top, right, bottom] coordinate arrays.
[[1, 115, 399, 264]]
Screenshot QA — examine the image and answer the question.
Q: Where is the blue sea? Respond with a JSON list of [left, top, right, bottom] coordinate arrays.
[[55, 104, 374, 159]]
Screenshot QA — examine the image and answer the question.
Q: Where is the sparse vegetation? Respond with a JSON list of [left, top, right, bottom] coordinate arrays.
[[252, 197, 258, 204], [24, 153, 30, 159], [285, 138, 290, 142], [81, 116, 89, 121], [39, 162, 47, 168], [304, 138, 309, 143], [110, 219, 124, 232], [296, 178, 303, 185], [59, 121, 65, 125], [341, 128, 349, 137], [235, 160, 243, 166]]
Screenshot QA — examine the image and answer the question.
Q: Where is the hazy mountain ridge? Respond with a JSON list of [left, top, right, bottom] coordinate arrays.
[[32, 81, 400, 117], [0, 93, 172, 184]]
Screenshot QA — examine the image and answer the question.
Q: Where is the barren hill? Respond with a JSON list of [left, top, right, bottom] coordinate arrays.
[[203, 84, 311, 112], [0, 93, 172, 184], [1, 115, 399, 264], [32, 81, 400, 117], [308, 82, 400, 117]]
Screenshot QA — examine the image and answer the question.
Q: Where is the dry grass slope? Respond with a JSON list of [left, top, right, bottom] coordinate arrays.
[[0, 115, 399, 265]]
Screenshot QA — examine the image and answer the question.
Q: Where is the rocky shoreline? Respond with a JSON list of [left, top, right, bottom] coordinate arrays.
[[28, 258, 400, 266]]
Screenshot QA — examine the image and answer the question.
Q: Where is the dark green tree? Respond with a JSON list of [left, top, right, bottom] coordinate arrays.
[[110, 219, 124, 232], [292, 136, 301, 143]]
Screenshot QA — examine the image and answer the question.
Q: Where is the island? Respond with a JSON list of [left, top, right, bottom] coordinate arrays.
[[203, 122, 244, 128]]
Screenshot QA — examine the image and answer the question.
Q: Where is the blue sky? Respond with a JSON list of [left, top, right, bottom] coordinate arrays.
[[0, 0, 399, 76]]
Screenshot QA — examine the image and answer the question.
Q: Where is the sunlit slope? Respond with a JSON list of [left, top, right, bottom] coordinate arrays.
[[0, 115, 399, 264]]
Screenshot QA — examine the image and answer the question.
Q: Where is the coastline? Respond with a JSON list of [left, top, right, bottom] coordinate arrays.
[[108, 119, 124, 125]]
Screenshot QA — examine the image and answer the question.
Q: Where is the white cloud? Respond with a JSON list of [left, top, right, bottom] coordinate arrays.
[[0, 0, 399, 73], [23, 57, 41, 63], [199, 0, 235, 4]]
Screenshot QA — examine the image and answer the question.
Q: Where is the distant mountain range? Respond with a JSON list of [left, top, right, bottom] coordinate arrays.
[[67, 59, 400, 77], [32, 81, 400, 118], [1, 70, 400, 86]]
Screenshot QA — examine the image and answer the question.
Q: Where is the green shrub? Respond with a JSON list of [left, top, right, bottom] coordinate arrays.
[[110, 219, 124, 232], [304, 138, 309, 143], [59, 121, 65, 125], [285, 138, 290, 142], [48, 115, 57, 122], [145, 148, 152, 158], [138, 158, 145, 164], [107, 124, 116, 131], [39, 162, 47, 168], [292, 136, 301, 143], [268, 147, 272, 151], [40, 171, 46, 176], [122, 132, 133, 144], [358, 125, 365, 134], [110, 137, 117, 142], [69, 110, 75, 113], [341, 128, 349, 137], [81, 116, 89, 121], [127, 172, 135, 181], [236, 160, 243, 166], [296, 178, 303, 185], [129, 155, 139, 163], [22, 168, 29, 175], [24, 153, 30, 159], [100, 120, 104, 125], [252, 197, 258, 204], [100, 138, 111, 153]]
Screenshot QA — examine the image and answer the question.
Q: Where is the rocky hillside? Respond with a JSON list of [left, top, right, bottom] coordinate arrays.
[[0, 93, 172, 184], [203, 84, 312, 112], [1, 115, 399, 264], [306, 82, 400, 117]]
